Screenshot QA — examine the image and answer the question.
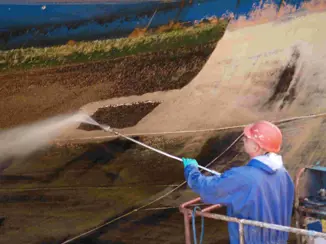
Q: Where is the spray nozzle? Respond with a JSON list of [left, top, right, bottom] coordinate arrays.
[[101, 124, 113, 132]]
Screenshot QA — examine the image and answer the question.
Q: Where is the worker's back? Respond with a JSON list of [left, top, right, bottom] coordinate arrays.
[[225, 153, 295, 244]]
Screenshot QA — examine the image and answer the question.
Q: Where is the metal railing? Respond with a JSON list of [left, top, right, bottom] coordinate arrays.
[[179, 197, 326, 244]]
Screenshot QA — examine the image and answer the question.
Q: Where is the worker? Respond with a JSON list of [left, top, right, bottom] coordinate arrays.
[[182, 120, 294, 244]]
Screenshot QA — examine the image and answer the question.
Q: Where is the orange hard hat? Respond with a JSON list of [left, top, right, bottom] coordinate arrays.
[[244, 120, 282, 153]]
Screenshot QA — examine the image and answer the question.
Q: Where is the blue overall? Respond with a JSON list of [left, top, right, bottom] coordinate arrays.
[[184, 153, 294, 244]]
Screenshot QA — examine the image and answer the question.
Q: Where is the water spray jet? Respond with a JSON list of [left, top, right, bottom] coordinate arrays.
[[0, 112, 98, 166]]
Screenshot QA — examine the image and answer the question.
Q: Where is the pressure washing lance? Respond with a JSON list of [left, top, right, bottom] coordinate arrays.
[[100, 124, 221, 176]]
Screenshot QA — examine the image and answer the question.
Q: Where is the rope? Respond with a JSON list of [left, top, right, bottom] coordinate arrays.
[[143, 203, 210, 211], [55, 111, 326, 143], [61, 184, 186, 243], [192, 206, 205, 244], [0, 184, 181, 192], [204, 134, 243, 170]]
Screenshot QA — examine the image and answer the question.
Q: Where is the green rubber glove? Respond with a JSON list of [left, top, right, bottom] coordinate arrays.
[[182, 158, 199, 168]]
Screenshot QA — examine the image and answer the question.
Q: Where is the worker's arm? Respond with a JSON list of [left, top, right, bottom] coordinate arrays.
[[182, 158, 250, 205]]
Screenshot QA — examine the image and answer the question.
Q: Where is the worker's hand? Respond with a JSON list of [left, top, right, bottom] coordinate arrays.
[[182, 158, 199, 168]]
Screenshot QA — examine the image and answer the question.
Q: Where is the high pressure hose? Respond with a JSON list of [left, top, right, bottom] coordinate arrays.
[[101, 124, 221, 176]]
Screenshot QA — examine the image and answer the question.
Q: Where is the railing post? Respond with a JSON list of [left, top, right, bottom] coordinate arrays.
[[180, 197, 202, 244], [239, 220, 245, 244], [308, 235, 314, 244], [294, 167, 305, 244], [183, 211, 192, 244]]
